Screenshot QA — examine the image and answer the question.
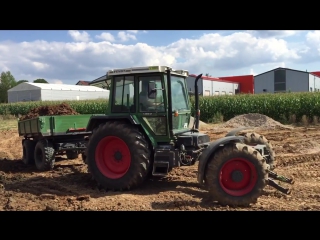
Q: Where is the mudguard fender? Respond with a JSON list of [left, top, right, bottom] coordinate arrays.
[[197, 135, 245, 184], [225, 127, 253, 137]]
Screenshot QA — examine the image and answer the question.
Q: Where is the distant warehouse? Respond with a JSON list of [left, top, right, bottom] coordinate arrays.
[[254, 67, 320, 94], [7, 82, 110, 103]]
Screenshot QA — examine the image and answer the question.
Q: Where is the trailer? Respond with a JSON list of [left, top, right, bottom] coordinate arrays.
[[18, 114, 99, 170]]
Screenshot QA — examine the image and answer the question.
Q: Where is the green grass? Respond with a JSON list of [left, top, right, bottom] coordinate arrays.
[[0, 115, 18, 130], [1, 92, 320, 124]]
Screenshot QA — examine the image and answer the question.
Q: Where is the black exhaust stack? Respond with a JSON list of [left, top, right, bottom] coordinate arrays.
[[194, 74, 203, 130], [166, 68, 174, 139]]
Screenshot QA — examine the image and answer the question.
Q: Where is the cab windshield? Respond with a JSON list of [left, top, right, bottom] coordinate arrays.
[[164, 74, 189, 111]]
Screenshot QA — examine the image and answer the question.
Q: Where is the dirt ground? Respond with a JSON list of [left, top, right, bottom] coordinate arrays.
[[1, 120, 320, 211]]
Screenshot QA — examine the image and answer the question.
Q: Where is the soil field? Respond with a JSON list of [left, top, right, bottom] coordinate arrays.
[[0, 118, 320, 211]]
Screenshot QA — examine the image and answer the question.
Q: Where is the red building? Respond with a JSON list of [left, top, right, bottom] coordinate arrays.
[[311, 71, 320, 77], [218, 75, 254, 94]]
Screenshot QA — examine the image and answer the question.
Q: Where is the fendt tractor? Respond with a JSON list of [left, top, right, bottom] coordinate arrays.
[[18, 65, 295, 206], [82, 66, 295, 206]]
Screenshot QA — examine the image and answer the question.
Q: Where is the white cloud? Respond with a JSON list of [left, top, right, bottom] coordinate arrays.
[[247, 30, 299, 38], [165, 32, 299, 73], [68, 30, 91, 42], [117, 31, 137, 42], [1, 30, 320, 84], [127, 30, 139, 34], [95, 32, 115, 42]]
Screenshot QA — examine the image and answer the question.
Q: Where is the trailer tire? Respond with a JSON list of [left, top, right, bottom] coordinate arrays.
[[22, 139, 36, 165], [241, 132, 276, 170], [205, 142, 269, 207], [86, 121, 151, 191], [34, 139, 55, 171], [66, 150, 78, 160]]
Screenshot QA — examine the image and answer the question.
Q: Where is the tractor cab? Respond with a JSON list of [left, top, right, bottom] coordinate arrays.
[[104, 66, 194, 141]]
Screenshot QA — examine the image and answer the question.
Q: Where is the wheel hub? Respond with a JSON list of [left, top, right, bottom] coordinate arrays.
[[95, 136, 131, 179], [219, 158, 258, 197], [114, 151, 122, 162], [231, 170, 244, 182]]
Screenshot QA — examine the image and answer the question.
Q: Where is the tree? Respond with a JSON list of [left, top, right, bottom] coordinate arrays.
[[16, 80, 29, 85], [0, 71, 17, 103], [33, 79, 48, 83]]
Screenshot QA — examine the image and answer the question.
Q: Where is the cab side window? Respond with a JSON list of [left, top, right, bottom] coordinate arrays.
[[112, 76, 135, 112], [138, 76, 164, 112]]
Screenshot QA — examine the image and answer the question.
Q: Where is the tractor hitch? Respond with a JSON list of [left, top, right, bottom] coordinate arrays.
[[268, 171, 295, 184], [267, 178, 291, 195]]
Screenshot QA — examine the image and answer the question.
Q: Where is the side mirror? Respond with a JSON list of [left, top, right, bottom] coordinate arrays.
[[148, 82, 157, 99]]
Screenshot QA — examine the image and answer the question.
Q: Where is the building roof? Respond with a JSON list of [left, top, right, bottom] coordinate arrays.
[[76, 80, 91, 85], [254, 67, 319, 77], [311, 71, 320, 77], [8, 82, 109, 92], [189, 74, 240, 84]]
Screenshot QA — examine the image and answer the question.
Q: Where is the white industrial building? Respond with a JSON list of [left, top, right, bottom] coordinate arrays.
[[187, 74, 240, 96], [254, 67, 320, 94], [7, 82, 110, 103]]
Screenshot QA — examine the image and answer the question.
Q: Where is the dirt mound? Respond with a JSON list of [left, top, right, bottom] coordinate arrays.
[[189, 117, 210, 130], [20, 103, 79, 121], [220, 113, 293, 130]]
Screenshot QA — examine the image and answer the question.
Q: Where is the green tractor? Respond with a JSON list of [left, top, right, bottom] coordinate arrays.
[[84, 66, 294, 207]]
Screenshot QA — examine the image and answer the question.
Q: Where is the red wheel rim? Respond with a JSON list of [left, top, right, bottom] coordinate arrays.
[[95, 136, 131, 179], [219, 158, 257, 196]]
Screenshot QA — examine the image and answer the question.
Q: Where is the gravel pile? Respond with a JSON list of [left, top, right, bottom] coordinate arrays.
[[220, 113, 293, 130]]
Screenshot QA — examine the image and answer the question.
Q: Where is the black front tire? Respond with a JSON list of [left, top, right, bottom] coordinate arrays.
[[205, 142, 269, 207], [34, 139, 55, 171], [86, 121, 151, 191]]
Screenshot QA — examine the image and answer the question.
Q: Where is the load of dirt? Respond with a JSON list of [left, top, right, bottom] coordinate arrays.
[[19, 103, 79, 121], [220, 113, 293, 130]]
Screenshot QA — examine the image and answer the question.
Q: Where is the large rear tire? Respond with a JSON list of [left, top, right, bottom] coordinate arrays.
[[86, 122, 151, 191], [205, 142, 269, 207], [241, 132, 276, 170], [22, 139, 36, 165]]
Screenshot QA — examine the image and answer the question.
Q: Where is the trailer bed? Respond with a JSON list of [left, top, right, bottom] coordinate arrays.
[[18, 114, 98, 137]]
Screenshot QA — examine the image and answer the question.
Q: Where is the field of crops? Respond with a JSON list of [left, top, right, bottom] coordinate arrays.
[[1, 92, 320, 123]]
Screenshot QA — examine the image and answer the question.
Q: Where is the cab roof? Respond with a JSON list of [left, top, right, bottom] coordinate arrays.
[[107, 66, 189, 77]]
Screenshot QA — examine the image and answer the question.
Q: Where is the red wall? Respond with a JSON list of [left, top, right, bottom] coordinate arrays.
[[218, 75, 254, 94]]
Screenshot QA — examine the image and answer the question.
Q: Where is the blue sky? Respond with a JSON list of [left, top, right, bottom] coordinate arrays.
[[0, 30, 319, 84]]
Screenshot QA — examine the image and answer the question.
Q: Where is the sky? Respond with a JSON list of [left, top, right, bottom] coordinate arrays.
[[0, 30, 319, 85]]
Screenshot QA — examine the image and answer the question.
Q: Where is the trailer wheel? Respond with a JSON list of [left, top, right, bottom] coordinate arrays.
[[86, 121, 151, 191], [22, 139, 36, 165], [205, 142, 269, 207], [241, 132, 276, 170], [66, 150, 79, 160], [34, 139, 55, 171]]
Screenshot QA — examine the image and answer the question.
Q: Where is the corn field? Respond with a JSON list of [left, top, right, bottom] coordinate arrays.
[[1, 92, 320, 123]]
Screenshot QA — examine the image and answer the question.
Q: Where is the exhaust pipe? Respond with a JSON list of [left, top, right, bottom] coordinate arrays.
[[194, 74, 203, 130], [166, 68, 174, 139]]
